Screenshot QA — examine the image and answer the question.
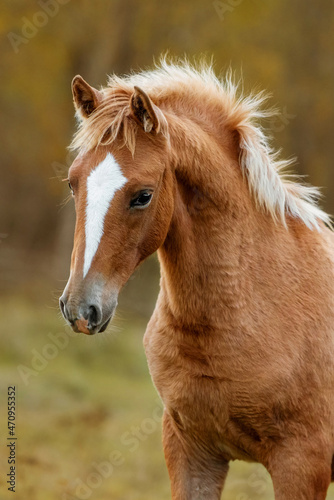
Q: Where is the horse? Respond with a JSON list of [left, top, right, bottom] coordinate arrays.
[[59, 60, 334, 499]]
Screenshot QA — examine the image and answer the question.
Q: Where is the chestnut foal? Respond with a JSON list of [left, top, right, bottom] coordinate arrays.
[[60, 62, 334, 499]]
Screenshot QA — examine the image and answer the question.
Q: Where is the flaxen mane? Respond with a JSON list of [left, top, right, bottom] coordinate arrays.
[[70, 59, 330, 230]]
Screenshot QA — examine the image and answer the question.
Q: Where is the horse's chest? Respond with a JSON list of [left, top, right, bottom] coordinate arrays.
[[143, 322, 280, 462], [144, 323, 233, 437]]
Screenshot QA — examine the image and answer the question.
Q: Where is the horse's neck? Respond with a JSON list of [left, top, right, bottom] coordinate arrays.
[[158, 145, 257, 330]]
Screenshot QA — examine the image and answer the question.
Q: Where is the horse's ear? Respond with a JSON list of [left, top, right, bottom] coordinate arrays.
[[72, 75, 103, 119], [130, 86, 162, 134]]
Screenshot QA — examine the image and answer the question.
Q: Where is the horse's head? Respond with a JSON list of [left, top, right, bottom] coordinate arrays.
[[60, 76, 173, 334]]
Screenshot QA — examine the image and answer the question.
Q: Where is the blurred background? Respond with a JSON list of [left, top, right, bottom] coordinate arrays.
[[0, 0, 333, 498]]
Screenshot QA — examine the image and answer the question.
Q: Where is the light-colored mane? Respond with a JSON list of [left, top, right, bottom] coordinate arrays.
[[71, 59, 331, 230]]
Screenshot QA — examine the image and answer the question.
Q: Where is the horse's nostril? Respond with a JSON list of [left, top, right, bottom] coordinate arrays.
[[59, 298, 66, 318], [87, 304, 101, 326], [60, 296, 76, 325]]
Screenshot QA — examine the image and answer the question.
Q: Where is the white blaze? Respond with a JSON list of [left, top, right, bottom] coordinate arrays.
[[83, 153, 127, 278]]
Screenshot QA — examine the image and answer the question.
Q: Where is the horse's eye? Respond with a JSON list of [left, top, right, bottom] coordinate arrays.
[[130, 190, 153, 209], [68, 182, 74, 196]]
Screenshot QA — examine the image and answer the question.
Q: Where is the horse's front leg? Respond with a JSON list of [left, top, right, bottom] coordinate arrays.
[[267, 438, 332, 500], [162, 411, 229, 500]]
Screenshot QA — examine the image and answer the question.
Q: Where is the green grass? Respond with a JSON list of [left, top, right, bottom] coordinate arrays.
[[0, 295, 334, 499]]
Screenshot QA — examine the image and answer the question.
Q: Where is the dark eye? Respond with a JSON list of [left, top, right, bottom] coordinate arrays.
[[130, 190, 153, 209], [68, 182, 74, 196]]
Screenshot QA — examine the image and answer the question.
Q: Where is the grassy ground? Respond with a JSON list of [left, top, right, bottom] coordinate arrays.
[[0, 295, 334, 499]]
